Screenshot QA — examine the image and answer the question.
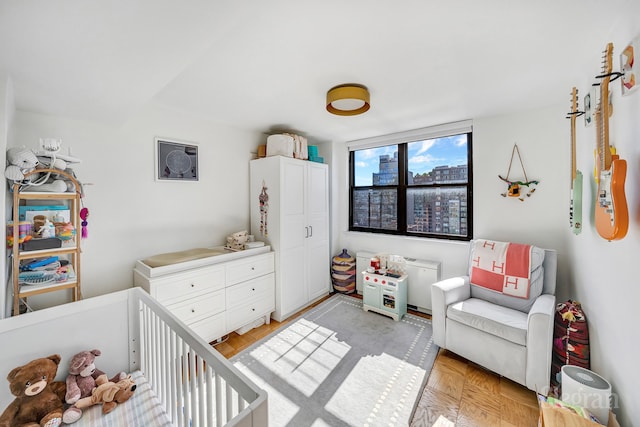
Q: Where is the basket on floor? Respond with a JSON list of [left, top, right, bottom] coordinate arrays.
[[550, 300, 590, 397], [331, 248, 356, 294]]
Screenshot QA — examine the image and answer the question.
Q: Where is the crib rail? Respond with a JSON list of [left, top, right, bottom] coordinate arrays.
[[135, 292, 267, 427]]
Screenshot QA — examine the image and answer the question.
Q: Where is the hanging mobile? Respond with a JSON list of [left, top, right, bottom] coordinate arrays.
[[499, 144, 539, 201], [79, 207, 90, 239]]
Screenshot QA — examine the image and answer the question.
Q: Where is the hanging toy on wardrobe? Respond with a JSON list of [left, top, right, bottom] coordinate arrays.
[[499, 143, 539, 201]]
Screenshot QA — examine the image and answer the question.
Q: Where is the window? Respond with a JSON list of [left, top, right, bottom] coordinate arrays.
[[349, 122, 473, 241]]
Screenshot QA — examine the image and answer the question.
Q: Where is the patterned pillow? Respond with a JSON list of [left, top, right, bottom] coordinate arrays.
[[469, 239, 546, 313]]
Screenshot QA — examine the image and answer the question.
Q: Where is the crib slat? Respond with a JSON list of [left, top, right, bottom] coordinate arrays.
[[182, 339, 190, 427], [197, 355, 205, 425], [215, 372, 223, 427], [189, 347, 198, 427], [226, 381, 233, 421], [168, 329, 177, 423], [206, 365, 214, 426], [161, 320, 169, 410], [238, 394, 246, 413]]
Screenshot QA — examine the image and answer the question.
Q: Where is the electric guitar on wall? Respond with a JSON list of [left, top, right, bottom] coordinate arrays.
[[594, 42, 629, 241], [568, 87, 583, 235]]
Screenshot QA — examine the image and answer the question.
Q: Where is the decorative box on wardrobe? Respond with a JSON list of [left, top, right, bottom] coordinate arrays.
[[250, 156, 330, 322]]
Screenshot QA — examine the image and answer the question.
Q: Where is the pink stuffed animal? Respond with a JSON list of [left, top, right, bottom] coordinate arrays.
[[62, 349, 125, 424]]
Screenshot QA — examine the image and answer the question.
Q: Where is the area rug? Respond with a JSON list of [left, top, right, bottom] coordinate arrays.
[[231, 294, 438, 426]]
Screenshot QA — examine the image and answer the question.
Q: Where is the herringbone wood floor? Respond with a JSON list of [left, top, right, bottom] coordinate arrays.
[[212, 293, 539, 427]]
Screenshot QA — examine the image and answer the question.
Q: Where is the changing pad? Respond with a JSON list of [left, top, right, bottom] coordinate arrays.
[[142, 248, 229, 268]]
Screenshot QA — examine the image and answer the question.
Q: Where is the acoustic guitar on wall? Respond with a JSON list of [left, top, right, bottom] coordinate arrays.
[[568, 87, 583, 235], [594, 42, 629, 241]]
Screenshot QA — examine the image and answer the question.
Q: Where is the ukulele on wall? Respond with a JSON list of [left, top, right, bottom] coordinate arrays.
[[594, 42, 629, 241], [567, 87, 583, 235]]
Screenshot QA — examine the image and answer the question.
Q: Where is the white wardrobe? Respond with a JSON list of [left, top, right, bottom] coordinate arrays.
[[250, 156, 330, 322]]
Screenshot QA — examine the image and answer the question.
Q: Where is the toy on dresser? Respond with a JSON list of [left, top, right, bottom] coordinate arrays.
[[224, 230, 249, 251]]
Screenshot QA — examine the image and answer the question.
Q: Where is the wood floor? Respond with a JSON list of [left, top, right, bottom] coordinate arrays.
[[212, 294, 540, 427]]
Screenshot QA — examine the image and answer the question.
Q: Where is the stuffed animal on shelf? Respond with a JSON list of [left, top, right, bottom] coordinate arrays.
[[4, 146, 39, 182], [62, 349, 125, 424], [0, 354, 67, 427], [5, 144, 73, 190], [71, 374, 136, 417]]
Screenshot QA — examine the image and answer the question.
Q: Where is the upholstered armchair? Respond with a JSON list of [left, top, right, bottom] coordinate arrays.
[[431, 239, 557, 394]]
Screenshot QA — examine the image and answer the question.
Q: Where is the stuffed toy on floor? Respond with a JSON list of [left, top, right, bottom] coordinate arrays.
[[0, 354, 67, 427]]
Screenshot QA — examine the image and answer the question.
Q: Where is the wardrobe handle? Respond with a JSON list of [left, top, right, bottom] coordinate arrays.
[[309, 225, 313, 237], [305, 226, 309, 238]]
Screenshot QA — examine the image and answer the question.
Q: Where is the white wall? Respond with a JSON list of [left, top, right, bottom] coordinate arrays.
[[8, 104, 263, 307], [331, 101, 638, 424], [567, 33, 640, 426], [331, 105, 569, 288]]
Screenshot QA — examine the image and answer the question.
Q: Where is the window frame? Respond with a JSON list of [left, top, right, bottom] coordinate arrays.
[[348, 126, 473, 241]]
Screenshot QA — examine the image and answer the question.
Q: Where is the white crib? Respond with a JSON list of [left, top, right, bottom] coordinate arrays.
[[0, 288, 268, 426]]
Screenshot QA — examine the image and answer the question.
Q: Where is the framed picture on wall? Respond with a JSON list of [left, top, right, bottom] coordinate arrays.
[[155, 137, 199, 181]]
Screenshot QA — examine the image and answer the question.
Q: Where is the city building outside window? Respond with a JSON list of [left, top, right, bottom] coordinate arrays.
[[348, 122, 473, 241]]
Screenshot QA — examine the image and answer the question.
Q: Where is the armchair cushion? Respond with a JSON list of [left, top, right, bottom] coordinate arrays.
[[469, 240, 546, 313], [447, 298, 528, 345]]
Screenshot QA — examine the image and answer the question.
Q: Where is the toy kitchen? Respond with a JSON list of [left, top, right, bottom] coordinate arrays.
[[362, 254, 408, 321]]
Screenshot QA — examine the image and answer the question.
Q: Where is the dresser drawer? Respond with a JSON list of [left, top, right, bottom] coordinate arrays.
[[226, 294, 275, 332], [226, 274, 274, 308], [152, 266, 225, 305], [167, 289, 225, 324], [189, 312, 226, 343], [226, 252, 274, 285]]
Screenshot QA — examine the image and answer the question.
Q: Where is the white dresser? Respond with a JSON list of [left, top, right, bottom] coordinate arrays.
[[133, 247, 275, 343]]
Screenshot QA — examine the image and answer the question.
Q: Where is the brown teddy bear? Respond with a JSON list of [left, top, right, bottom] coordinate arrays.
[[0, 354, 67, 427], [72, 374, 136, 415], [62, 349, 124, 424]]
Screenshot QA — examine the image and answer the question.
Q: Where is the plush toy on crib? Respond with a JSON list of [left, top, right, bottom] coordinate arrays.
[[0, 354, 67, 427], [62, 349, 126, 424], [72, 374, 136, 416]]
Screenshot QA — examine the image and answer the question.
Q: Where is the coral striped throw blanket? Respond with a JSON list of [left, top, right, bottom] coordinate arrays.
[[470, 239, 532, 299]]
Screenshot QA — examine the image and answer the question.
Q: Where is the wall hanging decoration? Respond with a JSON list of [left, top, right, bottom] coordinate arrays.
[[259, 181, 269, 237], [79, 207, 89, 239], [499, 144, 539, 201], [620, 34, 639, 96], [155, 137, 198, 181]]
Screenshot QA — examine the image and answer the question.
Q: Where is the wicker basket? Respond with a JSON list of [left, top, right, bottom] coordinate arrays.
[[331, 248, 356, 293]]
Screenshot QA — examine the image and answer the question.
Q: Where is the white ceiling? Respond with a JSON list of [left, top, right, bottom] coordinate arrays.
[[1, 0, 636, 143]]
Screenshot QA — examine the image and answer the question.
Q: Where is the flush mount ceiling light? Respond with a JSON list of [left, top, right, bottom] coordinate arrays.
[[326, 84, 370, 116]]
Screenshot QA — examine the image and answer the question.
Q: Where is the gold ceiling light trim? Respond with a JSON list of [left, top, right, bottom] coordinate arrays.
[[326, 84, 370, 116]]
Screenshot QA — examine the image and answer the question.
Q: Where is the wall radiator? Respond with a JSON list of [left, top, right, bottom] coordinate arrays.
[[356, 251, 441, 314]]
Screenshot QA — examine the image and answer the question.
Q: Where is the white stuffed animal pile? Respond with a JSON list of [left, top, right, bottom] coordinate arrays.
[[5, 146, 70, 191]]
